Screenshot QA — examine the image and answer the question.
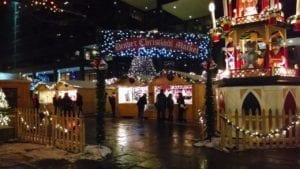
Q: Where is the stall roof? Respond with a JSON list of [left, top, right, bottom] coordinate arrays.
[[63, 80, 97, 89], [112, 77, 148, 86], [173, 71, 206, 82], [0, 73, 26, 80], [33, 82, 52, 91], [33, 80, 98, 91]]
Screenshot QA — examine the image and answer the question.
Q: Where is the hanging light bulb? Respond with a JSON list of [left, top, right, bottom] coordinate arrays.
[[287, 0, 300, 31]]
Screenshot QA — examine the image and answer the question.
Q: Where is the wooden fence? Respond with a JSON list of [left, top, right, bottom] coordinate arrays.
[[15, 107, 85, 153], [218, 109, 300, 150]]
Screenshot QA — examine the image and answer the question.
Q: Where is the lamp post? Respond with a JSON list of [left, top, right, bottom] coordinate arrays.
[[204, 2, 220, 141], [203, 42, 217, 141], [91, 57, 108, 144]]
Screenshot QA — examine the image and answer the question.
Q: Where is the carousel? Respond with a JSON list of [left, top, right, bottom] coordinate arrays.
[[211, 0, 300, 150]]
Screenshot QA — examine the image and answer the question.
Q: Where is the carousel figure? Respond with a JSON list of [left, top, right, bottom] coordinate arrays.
[[242, 41, 260, 69], [269, 39, 286, 68], [225, 42, 235, 70], [240, 0, 258, 16]]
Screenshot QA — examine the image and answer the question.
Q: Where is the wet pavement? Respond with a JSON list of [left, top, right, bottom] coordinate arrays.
[[2, 117, 300, 169]]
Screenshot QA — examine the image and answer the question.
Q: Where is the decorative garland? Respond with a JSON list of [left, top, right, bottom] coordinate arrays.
[[30, 0, 63, 13], [17, 110, 79, 133], [171, 71, 206, 84], [222, 115, 300, 138], [0, 114, 10, 126], [197, 109, 206, 124]]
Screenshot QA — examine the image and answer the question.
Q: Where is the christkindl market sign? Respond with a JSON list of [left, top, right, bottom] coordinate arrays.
[[100, 30, 210, 60], [114, 38, 200, 54]]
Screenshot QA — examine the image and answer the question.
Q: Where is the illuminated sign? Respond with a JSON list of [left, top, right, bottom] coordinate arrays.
[[100, 30, 210, 60]]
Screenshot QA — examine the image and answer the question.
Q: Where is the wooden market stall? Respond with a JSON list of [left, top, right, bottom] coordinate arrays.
[[61, 81, 117, 116], [0, 74, 31, 109], [0, 74, 31, 142], [113, 78, 145, 118], [34, 80, 99, 116], [64, 80, 97, 116], [114, 73, 206, 123], [147, 73, 206, 123]]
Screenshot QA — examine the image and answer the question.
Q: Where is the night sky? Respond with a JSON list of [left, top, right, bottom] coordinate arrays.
[[0, 0, 299, 72]]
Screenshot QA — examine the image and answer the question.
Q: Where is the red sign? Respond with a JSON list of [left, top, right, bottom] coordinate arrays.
[[114, 38, 200, 54]]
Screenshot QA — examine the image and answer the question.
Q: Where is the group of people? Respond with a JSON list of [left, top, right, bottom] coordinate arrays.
[[136, 89, 187, 122], [52, 92, 83, 116]]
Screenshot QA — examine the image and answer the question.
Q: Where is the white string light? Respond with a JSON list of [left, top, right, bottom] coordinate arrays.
[[100, 30, 210, 61], [0, 88, 10, 127], [222, 115, 300, 138], [17, 110, 80, 133]]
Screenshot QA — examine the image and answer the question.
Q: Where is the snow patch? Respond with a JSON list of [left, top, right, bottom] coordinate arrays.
[[193, 137, 230, 152], [0, 143, 111, 163], [77, 145, 112, 161]]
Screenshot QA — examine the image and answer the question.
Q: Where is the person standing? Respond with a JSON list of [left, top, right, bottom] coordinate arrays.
[[108, 92, 116, 118], [137, 93, 147, 120], [32, 93, 40, 112], [62, 92, 72, 116], [177, 92, 186, 122], [52, 92, 60, 114], [76, 92, 83, 116], [166, 93, 174, 121], [155, 89, 167, 121]]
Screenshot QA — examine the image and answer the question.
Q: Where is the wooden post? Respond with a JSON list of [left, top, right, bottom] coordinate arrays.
[[235, 109, 240, 149], [81, 118, 85, 152], [249, 109, 254, 149], [261, 109, 267, 148], [255, 109, 260, 148], [226, 110, 233, 148], [275, 109, 281, 148], [220, 115, 225, 149], [240, 109, 246, 150]]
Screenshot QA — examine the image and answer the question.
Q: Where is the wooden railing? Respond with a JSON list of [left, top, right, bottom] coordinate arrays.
[[15, 107, 85, 153], [229, 67, 297, 78], [218, 109, 300, 150]]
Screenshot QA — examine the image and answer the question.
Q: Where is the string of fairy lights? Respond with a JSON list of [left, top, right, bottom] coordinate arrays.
[[100, 30, 210, 61], [1, 0, 8, 5], [160, 70, 206, 84], [197, 109, 300, 139], [0, 0, 63, 13], [17, 110, 79, 133], [0, 89, 10, 126], [30, 0, 63, 13], [0, 113, 10, 126], [222, 115, 300, 139], [128, 53, 157, 81], [177, 74, 202, 84]]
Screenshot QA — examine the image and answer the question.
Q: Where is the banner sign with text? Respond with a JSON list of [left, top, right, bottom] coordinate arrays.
[[100, 30, 210, 60]]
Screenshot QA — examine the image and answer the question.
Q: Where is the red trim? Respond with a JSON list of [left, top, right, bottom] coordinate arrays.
[[236, 0, 239, 17], [228, 0, 232, 17], [284, 46, 288, 67]]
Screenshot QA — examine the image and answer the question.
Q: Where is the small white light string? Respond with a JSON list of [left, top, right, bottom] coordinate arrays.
[[222, 115, 300, 138]]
